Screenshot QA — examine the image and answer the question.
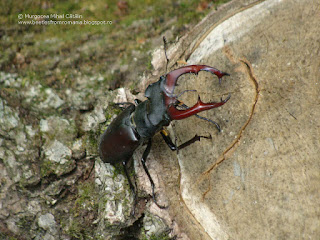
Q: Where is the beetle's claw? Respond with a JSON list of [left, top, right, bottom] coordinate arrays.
[[166, 94, 230, 120], [163, 65, 230, 120], [152, 193, 167, 209], [221, 94, 231, 103], [154, 201, 167, 209], [163, 65, 229, 94], [161, 64, 231, 127], [219, 72, 230, 84]]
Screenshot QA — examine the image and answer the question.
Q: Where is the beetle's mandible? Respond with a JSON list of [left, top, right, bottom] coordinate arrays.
[[99, 64, 230, 209]]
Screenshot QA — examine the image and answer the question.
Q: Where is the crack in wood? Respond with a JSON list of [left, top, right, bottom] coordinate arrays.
[[173, 54, 260, 239], [196, 56, 260, 200]]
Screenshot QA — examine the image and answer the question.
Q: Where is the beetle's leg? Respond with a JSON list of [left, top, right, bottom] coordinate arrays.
[[176, 89, 197, 99], [115, 99, 142, 108], [134, 99, 142, 105], [141, 139, 166, 209], [163, 36, 169, 72], [122, 161, 137, 215], [160, 129, 177, 151], [114, 102, 135, 109], [194, 115, 221, 132], [122, 161, 136, 193], [160, 129, 211, 152], [176, 101, 221, 132]]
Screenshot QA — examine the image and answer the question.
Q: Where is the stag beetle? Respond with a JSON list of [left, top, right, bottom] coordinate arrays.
[[99, 63, 230, 208]]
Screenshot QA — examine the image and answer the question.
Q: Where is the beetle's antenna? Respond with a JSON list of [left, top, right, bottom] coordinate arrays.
[[163, 36, 169, 73]]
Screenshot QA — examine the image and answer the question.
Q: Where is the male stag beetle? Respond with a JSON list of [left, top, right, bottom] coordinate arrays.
[[99, 59, 230, 209]]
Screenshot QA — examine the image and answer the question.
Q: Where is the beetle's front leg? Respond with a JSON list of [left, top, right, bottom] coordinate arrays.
[[115, 98, 142, 108], [175, 100, 222, 131], [160, 129, 211, 152], [141, 139, 166, 209]]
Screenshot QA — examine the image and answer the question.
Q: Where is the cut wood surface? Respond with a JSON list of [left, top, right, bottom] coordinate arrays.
[[138, 0, 320, 239]]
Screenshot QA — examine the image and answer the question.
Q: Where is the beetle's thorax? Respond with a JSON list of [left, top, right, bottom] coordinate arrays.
[[132, 77, 171, 139]]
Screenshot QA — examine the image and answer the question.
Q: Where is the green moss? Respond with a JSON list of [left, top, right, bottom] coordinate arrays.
[[140, 232, 172, 240], [103, 111, 113, 125], [149, 233, 172, 240], [1, 0, 231, 94], [0, 177, 7, 188], [74, 181, 98, 211], [16, 215, 36, 232], [0, 234, 18, 240], [61, 181, 98, 239], [40, 159, 55, 177], [102, 104, 122, 125], [84, 130, 99, 156], [61, 216, 88, 240], [66, 220, 84, 240]]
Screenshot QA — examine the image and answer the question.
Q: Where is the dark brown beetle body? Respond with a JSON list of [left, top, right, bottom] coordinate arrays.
[[99, 65, 230, 208], [99, 105, 140, 164]]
